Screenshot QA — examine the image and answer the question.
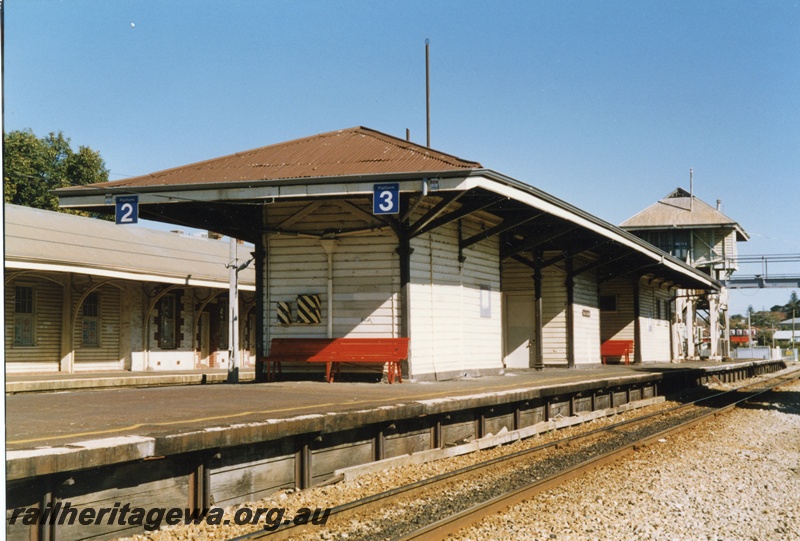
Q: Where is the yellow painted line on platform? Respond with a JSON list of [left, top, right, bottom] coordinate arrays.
[[7, 375, 591, 446]]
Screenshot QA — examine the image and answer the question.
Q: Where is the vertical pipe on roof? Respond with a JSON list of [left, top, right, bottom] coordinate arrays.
[[426, 38, 431, 148]]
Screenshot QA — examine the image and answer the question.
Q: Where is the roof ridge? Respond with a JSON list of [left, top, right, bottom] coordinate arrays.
[[351, 126, 482, 168], [78, 126, 482, 189]]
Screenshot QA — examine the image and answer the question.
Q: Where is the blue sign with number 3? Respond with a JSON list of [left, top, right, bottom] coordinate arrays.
[[373, 183, 399, 215], [115, 195, 139, 224]]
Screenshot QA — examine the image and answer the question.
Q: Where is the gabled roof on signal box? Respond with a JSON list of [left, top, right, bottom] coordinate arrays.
[[620, 188, 749, 241]]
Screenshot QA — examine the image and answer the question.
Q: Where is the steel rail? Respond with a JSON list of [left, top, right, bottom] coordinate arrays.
[[392, 370, 800, 541], [230, 369, 800, 541]]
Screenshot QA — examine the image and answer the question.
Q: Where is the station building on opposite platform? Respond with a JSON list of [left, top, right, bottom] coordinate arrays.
[[4, 203, 256, 374]]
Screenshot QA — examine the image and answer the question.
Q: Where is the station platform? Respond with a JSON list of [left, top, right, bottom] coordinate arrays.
[[4, 367, 256, 394], [6, 358, 787, 476]]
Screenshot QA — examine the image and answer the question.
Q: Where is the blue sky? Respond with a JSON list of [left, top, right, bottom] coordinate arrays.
[[5, 0, 799, 315]]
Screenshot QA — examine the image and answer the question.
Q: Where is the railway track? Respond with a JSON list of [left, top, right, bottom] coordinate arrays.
[[230, 368, 800, 541]]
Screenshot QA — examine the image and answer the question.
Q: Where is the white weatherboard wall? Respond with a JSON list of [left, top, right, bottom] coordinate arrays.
[[264, 201, 400, 343], [541, 259, 568, 366], [572, 257, 601, 365], [600, 277, 673, 362], [600, 278, 635, 343], [638, 279, 672, 362], [408, 217, 503, 379], [502, 259, 537, 368], [501, 257, 602, 367], [266, 234, 400, 340]]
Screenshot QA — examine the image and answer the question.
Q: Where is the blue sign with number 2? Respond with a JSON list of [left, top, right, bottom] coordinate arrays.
[[115, 195, 139, 224], [373, 183, 399, 215]]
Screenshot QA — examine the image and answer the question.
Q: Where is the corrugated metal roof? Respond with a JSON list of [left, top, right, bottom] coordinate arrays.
[[620, 188, 749, 240], [89, 127, 482, 189], [774, 330, 800, 340], [4, 204, 254, 287]]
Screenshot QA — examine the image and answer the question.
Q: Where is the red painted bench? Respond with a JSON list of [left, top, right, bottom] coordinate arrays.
[[601, 339, 634, 365], [263, 337, 409, 383]]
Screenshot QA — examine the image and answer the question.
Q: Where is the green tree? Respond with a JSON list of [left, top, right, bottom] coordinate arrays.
[[786, 291, 799, 317], [4, 129, 109, 213]]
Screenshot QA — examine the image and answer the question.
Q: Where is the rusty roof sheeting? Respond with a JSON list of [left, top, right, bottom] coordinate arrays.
[[90, 127, 482, 189]]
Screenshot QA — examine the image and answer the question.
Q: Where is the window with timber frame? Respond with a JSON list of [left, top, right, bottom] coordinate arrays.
[[14, 285, 35, 347], [158, 294, 178, 349], [82, 292, 100, 347]]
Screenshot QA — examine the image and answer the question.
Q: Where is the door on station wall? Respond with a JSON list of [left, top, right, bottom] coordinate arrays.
[[198, 312, 210, 366], [504, 293, 536, 369]]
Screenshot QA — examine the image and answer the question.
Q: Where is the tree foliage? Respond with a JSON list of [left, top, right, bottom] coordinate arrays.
[[787, 291, 800, 317], [4, 129, 109, 213]]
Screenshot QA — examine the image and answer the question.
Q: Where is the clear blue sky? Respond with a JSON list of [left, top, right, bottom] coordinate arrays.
[[5, 0, 799, 316]]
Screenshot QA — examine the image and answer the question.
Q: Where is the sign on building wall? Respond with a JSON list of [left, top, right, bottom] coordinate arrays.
[[296, 294, 321, 324]]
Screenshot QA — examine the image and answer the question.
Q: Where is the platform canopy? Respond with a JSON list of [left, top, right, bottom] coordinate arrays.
[[56, 126, 719, 291], [5, 203, 255, 290]]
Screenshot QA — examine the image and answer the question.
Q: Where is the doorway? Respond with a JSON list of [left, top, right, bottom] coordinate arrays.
[[504, 293, 536, 369]]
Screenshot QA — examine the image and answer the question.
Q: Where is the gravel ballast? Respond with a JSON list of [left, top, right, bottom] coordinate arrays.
[[455, 379, 800, 541]]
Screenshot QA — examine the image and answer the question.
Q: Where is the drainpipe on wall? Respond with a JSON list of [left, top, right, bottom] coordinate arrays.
[[320, 239, 338, 338], [708, 293, 720, 360], [59, 274, 74, 373], [228, 237, 240, 383]]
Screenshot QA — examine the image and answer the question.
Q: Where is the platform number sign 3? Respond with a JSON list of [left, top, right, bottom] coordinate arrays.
[[115, 195, 139, 225], [373, 183, 400, 215]]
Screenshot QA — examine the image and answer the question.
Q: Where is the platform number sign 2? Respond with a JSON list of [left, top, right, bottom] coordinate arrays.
[[115, 195, 139, 225], [373, 183, 400, 215]]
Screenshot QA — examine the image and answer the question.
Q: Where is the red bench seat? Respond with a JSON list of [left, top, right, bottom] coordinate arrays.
[[263, 337, 409, 383], [601, 339, 634, 365]]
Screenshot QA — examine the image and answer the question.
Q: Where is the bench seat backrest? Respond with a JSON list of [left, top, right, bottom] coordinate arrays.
[[269, 338, 409, 362], [601, 340, 634, 354]]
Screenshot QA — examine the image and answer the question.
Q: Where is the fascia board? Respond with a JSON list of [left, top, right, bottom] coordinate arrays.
[[56, 171, 474, 206], [5, 261, 255, 291]]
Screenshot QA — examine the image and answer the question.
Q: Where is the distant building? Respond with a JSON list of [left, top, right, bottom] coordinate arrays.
[[774, 317, 800, 344], [4, 204, 255, 374], [620, 187, 749, 359], [620, 187, 748, 282]]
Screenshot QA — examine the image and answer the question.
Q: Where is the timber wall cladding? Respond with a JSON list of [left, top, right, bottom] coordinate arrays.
[[501, 258, 534, 292], [72, 284, 122, 369], [600, 278, 635, 342], [572, 255, 601, 364], [638, 280, 672, 362], [267, 234, 399, 337], [330, 235, 399, 338], [408, 215, 503, 376], [4, 276, 62, 371], [540, 253, 568, 366]]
